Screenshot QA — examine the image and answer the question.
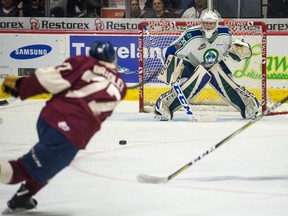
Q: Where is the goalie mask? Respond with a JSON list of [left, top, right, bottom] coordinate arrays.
[[200, 11, 219, 42]]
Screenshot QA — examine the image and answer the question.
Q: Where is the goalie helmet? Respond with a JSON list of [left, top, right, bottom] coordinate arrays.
[[89, 41, 117, 63], [200, 11, 219, 41]]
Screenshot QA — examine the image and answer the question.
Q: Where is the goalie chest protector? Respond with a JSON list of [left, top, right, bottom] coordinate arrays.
[[171, 26, 232, 68]]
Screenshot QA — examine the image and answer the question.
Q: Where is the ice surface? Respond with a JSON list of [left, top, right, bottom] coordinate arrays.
[[1, 99, 288, 216]]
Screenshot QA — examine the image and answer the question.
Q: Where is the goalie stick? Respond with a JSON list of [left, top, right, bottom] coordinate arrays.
[[137, 96, 288, 184]]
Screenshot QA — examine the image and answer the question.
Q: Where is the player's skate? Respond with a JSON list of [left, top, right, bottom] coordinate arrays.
[[2, 184, 37, 214]]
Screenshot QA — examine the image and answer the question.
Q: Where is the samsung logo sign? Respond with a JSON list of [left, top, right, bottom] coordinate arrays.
[[10, 44, 52, 59]]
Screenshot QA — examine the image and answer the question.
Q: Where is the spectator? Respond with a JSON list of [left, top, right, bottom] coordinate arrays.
[[66, 0, 86, 17], [267, 0, 288, 18], [50, 0, 67, 16], [164, 0, 180, 13], [144, 0, 177, 12], [142, 0, 180, 18], [182, 0, 220, 18], [0, 0, 23, 16], [179, 0, 194, 11], [78, 4, 99, 17], [51, 6, 65, 17], [156, 0, 194, 15], [143, 0, 153, 11], [123, 0, 144, 18], [87, 0, 107, 17], [23, 0, 45, 17]]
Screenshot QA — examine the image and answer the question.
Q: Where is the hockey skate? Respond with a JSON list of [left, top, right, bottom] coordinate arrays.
[[2, 184, 37, 214]]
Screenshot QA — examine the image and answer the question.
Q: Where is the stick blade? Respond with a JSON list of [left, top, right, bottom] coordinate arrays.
[[136, 174, 168, 184], [0, 97, 17, 107]]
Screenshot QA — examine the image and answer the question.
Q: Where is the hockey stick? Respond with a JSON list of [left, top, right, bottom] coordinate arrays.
[[124, 68, 160, 89], [117, 64, 160, 90], [127, 78, 155, 89], [0, 97, 17, 107], [117, 66, 139, 75], [142, 25, 198, 121], [137, 96, 288, 184]]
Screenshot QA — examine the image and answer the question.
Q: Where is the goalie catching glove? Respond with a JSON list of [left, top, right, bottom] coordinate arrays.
[[227, 39, 252, 62], [1, 76, 23, 97]]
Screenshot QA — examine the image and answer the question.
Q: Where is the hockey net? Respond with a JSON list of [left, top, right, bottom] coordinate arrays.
[[138, 20, 288, 116]]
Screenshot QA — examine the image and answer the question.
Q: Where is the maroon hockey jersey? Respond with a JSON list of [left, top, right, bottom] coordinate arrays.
[[17, 56, 127, 149]]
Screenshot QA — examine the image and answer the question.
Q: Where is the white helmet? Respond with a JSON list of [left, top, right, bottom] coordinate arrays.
[[201, 11, 219, 40]]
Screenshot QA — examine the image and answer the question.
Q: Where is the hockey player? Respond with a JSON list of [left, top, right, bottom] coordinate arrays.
[[0, 41, 127, 214], [154, 10, 259, 121]]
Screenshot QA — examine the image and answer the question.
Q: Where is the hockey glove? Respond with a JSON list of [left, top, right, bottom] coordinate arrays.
[[1, 76, 23, 97], [227, 39, 252, 62]]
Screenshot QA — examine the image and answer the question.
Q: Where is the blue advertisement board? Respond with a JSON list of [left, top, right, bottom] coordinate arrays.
[[69, 35, 139, 83]]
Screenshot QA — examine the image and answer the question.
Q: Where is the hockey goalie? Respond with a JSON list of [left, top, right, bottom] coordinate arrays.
[[154, 10, 259, 121]]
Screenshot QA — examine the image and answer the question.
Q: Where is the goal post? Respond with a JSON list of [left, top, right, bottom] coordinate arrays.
[[138, 19, 288, 116]]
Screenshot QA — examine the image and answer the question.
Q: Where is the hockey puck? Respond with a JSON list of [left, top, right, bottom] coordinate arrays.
[[119, 140, 127, 145]]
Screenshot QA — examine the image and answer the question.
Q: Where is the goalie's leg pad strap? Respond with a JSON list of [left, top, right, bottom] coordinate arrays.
[[0, 161, 13, 184], [156, 65, 211, 115], [209, 63, 259, 118]]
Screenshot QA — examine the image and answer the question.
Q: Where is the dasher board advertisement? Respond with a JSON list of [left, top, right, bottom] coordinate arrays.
[[0, 34, 64, 79], [69, 35, 139, 83]]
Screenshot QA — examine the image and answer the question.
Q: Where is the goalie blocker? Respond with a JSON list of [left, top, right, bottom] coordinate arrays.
[[155, 56, 259, 120]]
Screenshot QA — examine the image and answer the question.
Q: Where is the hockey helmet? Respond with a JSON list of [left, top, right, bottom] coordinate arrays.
[[89, 41, 117, 63], [200, 11, 219, 40]]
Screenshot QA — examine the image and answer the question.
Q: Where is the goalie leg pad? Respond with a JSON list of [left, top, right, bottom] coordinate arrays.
[[154, 65, 211, 119], [239, 88, 260, 119], [209, 63, 259, 119], [155, 96, 173, 121], [180, 65, 212, 102], [0, 161, 13, 184]]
